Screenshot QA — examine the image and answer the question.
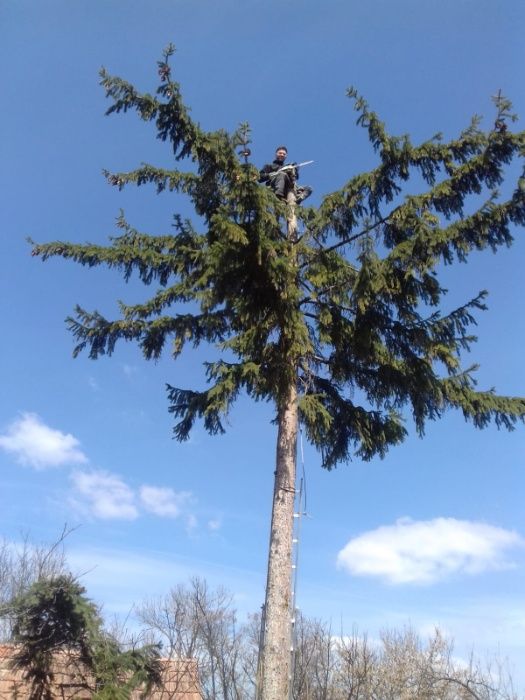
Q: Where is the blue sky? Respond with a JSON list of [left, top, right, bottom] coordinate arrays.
[[2, 0, 525, 686]]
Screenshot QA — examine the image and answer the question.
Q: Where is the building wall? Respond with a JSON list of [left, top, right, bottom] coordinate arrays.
[[0, 645, 202, 699]]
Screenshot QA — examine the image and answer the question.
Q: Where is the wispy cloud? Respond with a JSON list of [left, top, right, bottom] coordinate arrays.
[[185, 514, 198, 533], [66, 545, 262, 617], [71, 469, 138, 520], [0, 413, 88, 469], [72, 472, 198, 525], [208, 518, 223, 532], [88, 377, 100, 391], [122, 364, 138, 377], [337, 517, 523, 585], [1, 413, 202, 527], [139, 485, 192, 518]]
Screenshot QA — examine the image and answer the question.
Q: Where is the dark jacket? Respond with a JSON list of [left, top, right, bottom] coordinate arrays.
[[258, 159, 299, 184]]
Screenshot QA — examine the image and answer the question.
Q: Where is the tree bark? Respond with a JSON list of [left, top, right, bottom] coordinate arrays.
[[258, 189, 299, 700], [259, 382, 298, 700]]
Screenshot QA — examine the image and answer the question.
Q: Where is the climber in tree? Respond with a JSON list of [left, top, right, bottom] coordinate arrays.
[[259, 145, 312, 203]]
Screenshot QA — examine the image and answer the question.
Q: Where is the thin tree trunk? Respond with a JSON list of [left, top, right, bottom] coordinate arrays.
[[259, 190, 299, 700]]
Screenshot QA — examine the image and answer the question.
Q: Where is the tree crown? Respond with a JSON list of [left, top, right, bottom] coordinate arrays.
[[31, 45, 525, 468]]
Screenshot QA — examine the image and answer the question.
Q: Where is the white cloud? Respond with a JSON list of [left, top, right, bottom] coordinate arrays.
[[0, 413, 88, 469], [71, 469, 138, 520], [208, 518, 222, 532], [70, 470, 196, 524], [139, 485, 192, 518], [336, 517, 523, 585]]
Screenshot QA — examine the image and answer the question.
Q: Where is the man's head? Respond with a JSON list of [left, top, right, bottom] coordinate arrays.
[[275, 146, 287, 163]]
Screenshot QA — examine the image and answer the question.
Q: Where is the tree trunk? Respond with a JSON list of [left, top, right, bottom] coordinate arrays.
[[258, 189, 299, 700], [259, 382, 298, 700]]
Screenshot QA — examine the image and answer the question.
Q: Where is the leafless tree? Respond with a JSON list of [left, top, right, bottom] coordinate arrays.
[[136, 579, 522, 700], [333, 628, 377, 699], [289, 621, 520, 700], [136, 577, 255, 700], [0, 526, 72, 640]]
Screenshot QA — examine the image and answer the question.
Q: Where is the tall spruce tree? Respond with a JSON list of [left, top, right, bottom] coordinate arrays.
[[31, 46, 525, 700]]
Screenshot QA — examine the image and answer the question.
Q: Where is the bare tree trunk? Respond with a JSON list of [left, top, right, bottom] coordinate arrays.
[[259, 190, 299, 700], [259, 383, 298, 700]]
